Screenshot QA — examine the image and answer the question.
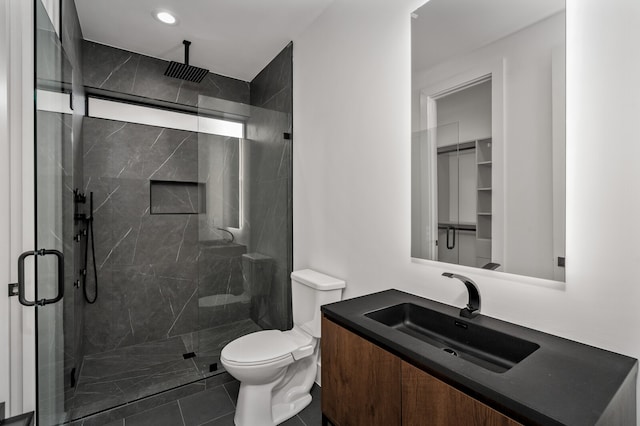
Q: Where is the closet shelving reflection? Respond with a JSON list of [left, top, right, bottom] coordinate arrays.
[[476, 138, 492, 266]]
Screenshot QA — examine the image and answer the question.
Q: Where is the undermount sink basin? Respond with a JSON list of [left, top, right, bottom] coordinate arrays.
[[365, 303, 539, 373]]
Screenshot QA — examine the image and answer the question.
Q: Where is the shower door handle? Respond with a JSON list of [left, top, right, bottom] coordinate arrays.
[[446, 226, 456, 250], [9, 249, 64, 307]]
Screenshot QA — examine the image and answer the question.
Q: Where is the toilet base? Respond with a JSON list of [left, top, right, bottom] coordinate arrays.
[[234, 387, 312, 426], [234, 381, 272, 426], [273, 394, 312, 424]]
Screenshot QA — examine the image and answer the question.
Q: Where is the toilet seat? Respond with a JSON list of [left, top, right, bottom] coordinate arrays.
[[221, 328, 314, 366]]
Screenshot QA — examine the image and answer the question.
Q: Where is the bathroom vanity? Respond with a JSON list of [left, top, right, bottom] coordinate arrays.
[[320, 290, 637, 425]]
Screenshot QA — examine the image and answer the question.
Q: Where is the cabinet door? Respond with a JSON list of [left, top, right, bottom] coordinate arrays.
[[402, 361, 521, 426], [321, 316, 402, 426]]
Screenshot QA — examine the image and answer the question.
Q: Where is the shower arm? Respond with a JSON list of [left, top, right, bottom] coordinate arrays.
[[183, 40, 191, 65]]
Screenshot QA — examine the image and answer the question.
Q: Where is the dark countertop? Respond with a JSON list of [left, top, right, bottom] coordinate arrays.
[[321, 289, 638, 426]]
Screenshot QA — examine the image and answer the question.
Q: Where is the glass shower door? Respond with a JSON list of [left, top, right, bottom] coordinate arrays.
[[34, 2, 75, 424], [437, 152, 460, 264], [436, 121, 484, 266], [412, 122, 465, 263], [435, 121, 480, 267], [194, 95, 292, 375]]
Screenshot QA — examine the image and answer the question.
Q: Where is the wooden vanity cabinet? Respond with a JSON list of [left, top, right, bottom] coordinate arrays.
[[321, 316, 521, 426], [402, 361, 521, 426], [321, 314, 402, 425]]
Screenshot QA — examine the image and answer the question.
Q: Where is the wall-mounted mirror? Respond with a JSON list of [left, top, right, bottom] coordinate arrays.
[[411, 0, 566, 281]]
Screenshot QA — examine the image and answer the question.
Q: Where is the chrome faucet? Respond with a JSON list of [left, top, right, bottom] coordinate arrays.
[[442, 272, 480, 318]]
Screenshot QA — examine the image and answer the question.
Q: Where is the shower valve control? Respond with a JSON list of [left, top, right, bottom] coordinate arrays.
[[73, 188, 87, 204]]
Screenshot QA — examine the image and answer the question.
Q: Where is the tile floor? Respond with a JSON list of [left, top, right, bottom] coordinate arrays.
[[70, 373, 322, 426], [68, 320, 261, 421]]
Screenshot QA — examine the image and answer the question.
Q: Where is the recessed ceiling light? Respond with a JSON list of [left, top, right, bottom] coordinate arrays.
[[155, 11, 177, 25]]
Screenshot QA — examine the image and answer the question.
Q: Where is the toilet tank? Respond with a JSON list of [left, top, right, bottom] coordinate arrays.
[[291, 269, 346, 337]]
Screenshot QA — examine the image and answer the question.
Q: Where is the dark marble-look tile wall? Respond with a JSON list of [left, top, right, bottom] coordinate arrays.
[[197, 243, 250, 331], [82, 118, 202, 354], [198, 244, 246, 297], [81, 117, 254, 355], [82, 41, 250, 106], [80, 38, 293, 356], [80, 38, 252, 357], [250, 43, 293, 114]]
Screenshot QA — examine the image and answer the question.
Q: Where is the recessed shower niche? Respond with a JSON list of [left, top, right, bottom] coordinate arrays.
[[150, 180, 206, 215]]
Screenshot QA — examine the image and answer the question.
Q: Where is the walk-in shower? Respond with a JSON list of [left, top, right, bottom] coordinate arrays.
[[31, 1, 293, 423], [66, 97, 291, 421]]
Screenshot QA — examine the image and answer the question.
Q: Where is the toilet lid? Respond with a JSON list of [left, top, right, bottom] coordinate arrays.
[[221, 330, 301, 365]]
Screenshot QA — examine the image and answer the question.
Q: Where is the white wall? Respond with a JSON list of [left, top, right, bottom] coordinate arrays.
[[0, 0, 37, 417], [436, 80, 491, 145], [294, 0, 640, 415], [0, 0, 12, 415]]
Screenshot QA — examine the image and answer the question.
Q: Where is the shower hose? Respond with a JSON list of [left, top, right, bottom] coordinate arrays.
[[82, 192, 99, 304]]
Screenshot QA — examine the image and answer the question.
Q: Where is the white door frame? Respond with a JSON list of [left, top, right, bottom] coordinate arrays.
[[416, 59, 505, 271], [1, 0, 36, 418]]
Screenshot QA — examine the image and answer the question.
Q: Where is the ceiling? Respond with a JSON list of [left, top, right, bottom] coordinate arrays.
[[412, 0, 565, 73], [74, 0, 334, 82]]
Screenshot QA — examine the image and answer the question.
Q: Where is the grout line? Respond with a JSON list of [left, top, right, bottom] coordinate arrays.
[[177, 400, 187, 426], [196, 409, 235, 426], [190, 358, 202, 378], [222, 383, 236, 408]]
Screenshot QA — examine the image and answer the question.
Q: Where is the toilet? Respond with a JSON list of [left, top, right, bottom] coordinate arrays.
[[221, 269, 346, 426]]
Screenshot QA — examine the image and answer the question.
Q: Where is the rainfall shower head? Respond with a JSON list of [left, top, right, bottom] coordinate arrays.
[[164, 40, 209, 83]]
